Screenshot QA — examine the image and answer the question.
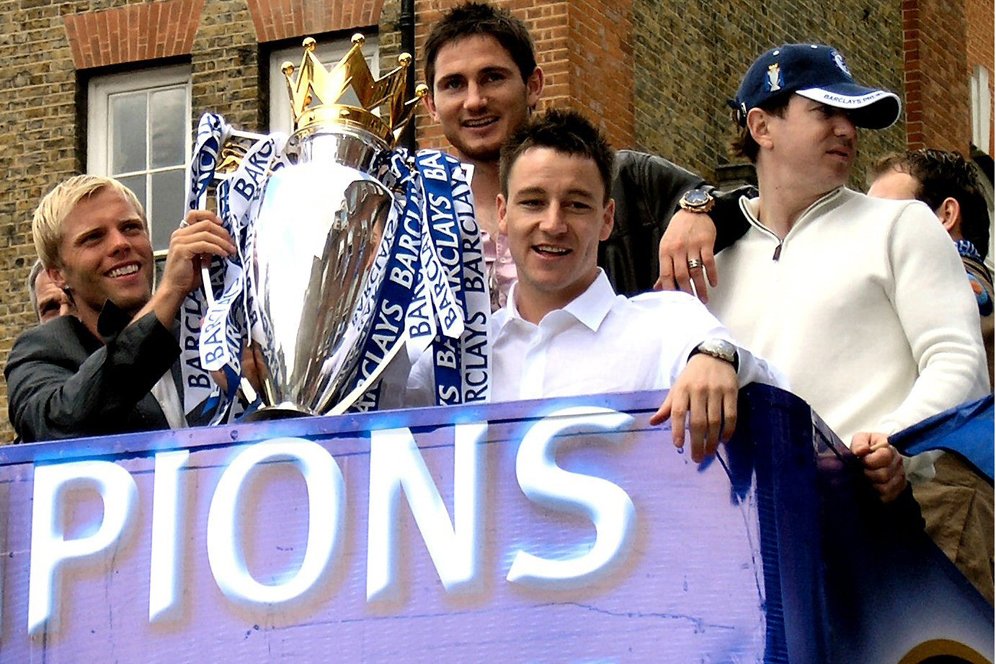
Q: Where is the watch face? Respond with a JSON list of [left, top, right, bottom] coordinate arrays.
[[684, 189, 711, 207], [698, 338, 736, 363]]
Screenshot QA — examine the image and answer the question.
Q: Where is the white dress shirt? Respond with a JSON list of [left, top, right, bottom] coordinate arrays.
[[150, 370, 187, 430], [486, 270, 780, 402]]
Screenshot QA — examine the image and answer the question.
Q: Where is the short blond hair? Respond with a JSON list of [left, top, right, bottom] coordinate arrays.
[[33, 175, 146, 268]]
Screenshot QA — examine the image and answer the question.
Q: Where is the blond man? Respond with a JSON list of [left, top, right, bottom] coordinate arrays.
[[5, 175, 234, 442]]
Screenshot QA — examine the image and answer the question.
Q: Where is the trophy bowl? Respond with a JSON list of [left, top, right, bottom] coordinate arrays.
[[249, 124, 392, 418]]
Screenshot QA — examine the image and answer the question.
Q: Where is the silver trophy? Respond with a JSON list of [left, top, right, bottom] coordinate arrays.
[[245, 36, 424, 418]]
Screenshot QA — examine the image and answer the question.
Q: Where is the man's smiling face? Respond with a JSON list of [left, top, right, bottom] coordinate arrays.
[[425, 34, 542, 166], [497, 146, 614, 322], [48, 186, 153, 331]]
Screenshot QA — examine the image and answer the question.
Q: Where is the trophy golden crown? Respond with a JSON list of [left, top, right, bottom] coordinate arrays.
[[281, 34, 427, 146]]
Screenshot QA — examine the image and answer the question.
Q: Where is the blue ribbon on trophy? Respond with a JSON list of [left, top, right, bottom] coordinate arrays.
[[179, 112, 235, 423], [199, 133, 291, 375], [342, 153, 423, 413], [178, 35, 491, 420], [179, 112, 294, 422], [389, 154, 437, 362], [421, 152, 469, 406], [450, 161, 490, 404], [346, 149, 488, 412]]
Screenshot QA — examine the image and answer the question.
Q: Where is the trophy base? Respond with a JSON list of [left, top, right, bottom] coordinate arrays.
[[242, 404, 315, 422]]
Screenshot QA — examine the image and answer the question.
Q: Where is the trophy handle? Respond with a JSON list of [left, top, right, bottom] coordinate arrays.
[[215, 129, 269, 176]]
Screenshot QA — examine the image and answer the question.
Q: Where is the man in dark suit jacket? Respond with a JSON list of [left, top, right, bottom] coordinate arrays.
[[5, 175, 235, 442]]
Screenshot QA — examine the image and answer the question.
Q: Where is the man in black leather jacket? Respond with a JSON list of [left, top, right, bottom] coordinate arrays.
[[606, 150, 751, 296], [423, 2, 750, 301]]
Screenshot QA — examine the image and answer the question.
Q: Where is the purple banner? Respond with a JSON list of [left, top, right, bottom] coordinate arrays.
[[0, 386, 991, 663]]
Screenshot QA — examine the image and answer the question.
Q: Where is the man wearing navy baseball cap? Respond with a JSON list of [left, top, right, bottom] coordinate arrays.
[[729, 43, 901, 131], [704, 45, 989, 505], [655, 44, 903, 299]]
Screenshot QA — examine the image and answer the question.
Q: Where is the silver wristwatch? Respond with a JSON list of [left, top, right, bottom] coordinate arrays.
[[691, 338, 739, 369]]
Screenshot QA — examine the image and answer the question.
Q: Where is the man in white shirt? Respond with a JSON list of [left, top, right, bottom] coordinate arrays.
[[483, 108, 779, 461]]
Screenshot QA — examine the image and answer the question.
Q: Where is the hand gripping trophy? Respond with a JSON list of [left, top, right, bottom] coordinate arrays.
[[179, 35, 491, 422]]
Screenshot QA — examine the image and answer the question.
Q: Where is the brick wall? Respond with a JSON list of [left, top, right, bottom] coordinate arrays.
[[903, 0, 972, 153], [192, 0, 260, 131], [377, 0, 404, 82], [632, 0, 906, 186], [245, 0, 386, 42], [64, 0, 204, 68], [903, 0, 994, 157], [565, 0, 633, 148]]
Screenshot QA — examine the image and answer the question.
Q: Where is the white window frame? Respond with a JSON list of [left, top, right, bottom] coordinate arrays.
[[87, 65, 192, 256], [970, 65, 991, 157], [969, 66, 995, 270], [268, 35, 380, 134]]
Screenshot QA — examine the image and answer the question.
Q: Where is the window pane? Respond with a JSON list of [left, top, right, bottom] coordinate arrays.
[[88, 66, 191, 257], [117, 173, 147, 213], [110, 92, 148, 174], [150, 169, 185, 251], [150, 87, 186, 169], [154, 256, 167, 289]]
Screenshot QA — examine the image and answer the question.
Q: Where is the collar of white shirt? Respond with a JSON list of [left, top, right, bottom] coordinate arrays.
[[497, 269, 617, 333]]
